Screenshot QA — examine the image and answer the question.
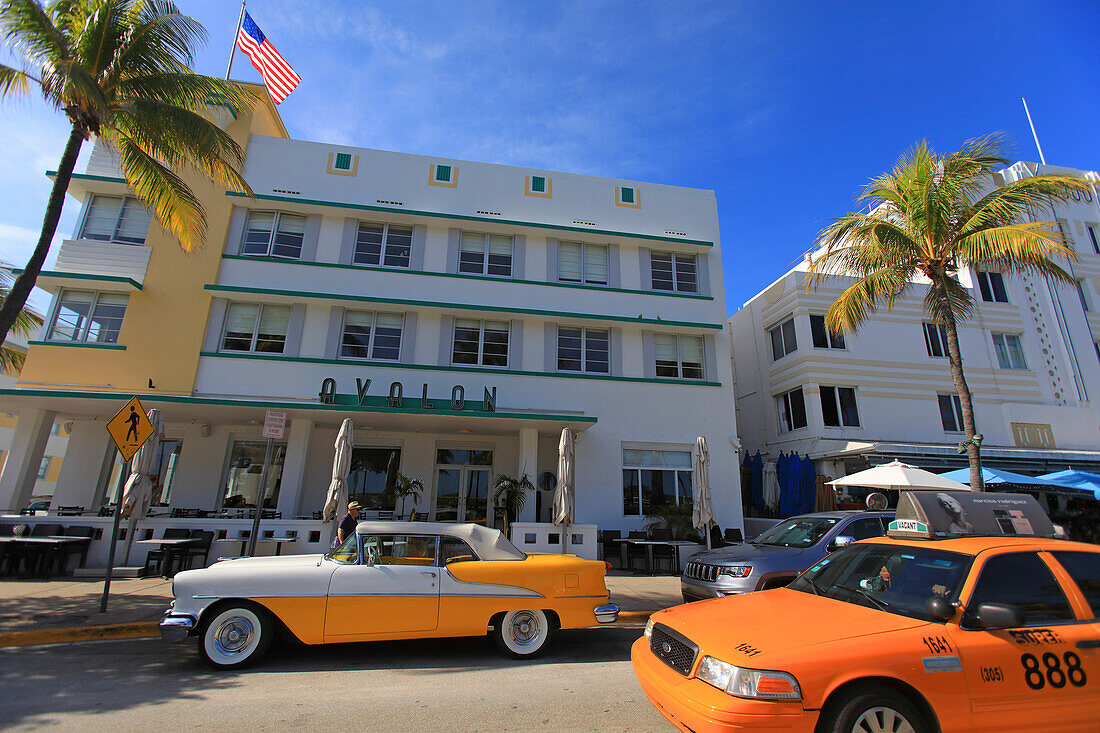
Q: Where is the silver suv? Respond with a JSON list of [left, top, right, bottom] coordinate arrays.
[[681, 511, 894, 602]]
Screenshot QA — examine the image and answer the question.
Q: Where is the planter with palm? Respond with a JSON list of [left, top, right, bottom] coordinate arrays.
[[806, 133, 1089, 490], [492, 473, 534, 536], [0, 0, 255, 346], [644, 503, 702, 542], [389, 473, 424, 519]]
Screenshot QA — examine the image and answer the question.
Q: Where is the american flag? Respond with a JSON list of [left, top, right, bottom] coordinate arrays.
[[236, 11, 300, 104]]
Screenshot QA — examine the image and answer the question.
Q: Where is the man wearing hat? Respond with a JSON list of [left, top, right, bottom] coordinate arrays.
[[336, 501, 362, 548]]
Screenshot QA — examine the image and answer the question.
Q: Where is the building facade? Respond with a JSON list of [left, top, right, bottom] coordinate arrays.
[[730, 161, 1100, 490], [0, 86, 742, 565]]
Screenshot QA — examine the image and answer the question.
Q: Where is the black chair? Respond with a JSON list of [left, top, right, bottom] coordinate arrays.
[[599, 530, 621, 565], [47, 525, 94, 575], [98, 505, 116, 517], [143, 527, 193, 577], [648, 527, 676, 573], [181, 530, 214, 571], [55, 506, 85, 516], [724, 528, 744, 543], [13, 523, 63, 576]]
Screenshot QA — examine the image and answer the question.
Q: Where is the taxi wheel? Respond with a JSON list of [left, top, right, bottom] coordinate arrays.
[[819, 683, 929, 733], [198, 603, 274, 670], [493, 609, 552, 658]]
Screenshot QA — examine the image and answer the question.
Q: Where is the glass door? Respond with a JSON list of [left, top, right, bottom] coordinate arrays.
[[434, 449, 493, 524]]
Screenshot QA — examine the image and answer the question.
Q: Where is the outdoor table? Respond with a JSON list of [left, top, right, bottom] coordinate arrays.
[[215, 536, 296, 557], [614, 539, 697, 574], [6, 537, 87, 577], [135, 538, 197, 576]]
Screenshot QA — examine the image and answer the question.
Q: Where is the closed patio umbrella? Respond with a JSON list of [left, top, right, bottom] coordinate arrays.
[[692, 436, 714, 549], [553, 428, 575, 554], [323, 419, 354, 544], [829, 460, 970, 492], [121, 408, 163, 565]]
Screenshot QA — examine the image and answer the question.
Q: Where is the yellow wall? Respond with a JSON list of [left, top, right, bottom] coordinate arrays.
[[20, 85, 287, 395]]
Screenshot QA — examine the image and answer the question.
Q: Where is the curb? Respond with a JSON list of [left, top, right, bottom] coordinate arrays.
[[0, 621, 160, 648]]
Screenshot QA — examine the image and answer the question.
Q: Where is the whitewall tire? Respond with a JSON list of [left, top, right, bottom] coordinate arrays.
[[198, 603, 274, 669], [493, 609, 552, 658]]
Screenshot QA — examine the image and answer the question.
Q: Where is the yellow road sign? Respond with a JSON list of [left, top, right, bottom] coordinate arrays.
[[107, 396, 154, 461]]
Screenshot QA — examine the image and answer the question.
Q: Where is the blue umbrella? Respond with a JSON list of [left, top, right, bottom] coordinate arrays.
[[938, 467, 1061, 486], [1036, 470, 1100, 501]]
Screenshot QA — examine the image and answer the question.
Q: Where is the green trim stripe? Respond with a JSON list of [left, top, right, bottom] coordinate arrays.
[[199, 350, 723, 387], [49, 171, 129, 185], [203, 284, 723, 330], [28, 340, 126, 350], [12, 269, 142, 291], [0, 387, 598, 423], [226, 191, 713, 247], [221, 254, 712, 301]]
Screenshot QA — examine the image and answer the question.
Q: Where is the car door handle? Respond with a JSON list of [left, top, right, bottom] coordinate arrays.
[[1075, 640, 1100, 649], [420, 571, 436, 578]]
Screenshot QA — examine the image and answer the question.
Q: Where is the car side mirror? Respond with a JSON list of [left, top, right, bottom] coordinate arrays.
[[974, 602, 1025, 630], [926, 596, 955, 621], [829, 536, 855, 552]]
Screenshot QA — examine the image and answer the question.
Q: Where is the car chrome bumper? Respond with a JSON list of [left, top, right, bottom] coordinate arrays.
[[159, 612, 196, 643], [594, 603, 620, 624]]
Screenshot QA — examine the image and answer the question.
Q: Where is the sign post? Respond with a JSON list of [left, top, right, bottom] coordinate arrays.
[[100, 397, 155, 613], [247, 410, 287, 556]]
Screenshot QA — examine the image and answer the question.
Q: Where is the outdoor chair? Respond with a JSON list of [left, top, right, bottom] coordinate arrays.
[[181, 530, 214, 571], [12, 523, 63, 576], [599, 530, 621, 565], [648, 527, 676, 573], [47, 525, 94, 575], [625, 530, 648, 569], [55, 506, 85, 516], [143, 527, 193, 577]]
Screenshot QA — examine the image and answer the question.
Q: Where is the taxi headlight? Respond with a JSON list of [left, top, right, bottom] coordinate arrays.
[[718, 565, 751, 578], [696, 656, 802, 701], [644, 619, 654, 639]]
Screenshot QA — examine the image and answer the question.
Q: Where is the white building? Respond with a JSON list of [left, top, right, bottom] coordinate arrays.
[[730, 161, 1100, 491], [0, 88, 742, 565]]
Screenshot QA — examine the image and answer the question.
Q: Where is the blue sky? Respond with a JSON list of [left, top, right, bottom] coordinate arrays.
[[1, 1, 1097, 315]]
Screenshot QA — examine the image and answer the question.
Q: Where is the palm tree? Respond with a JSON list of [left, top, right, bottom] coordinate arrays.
[[492, 473, 534, 534], [806, 133, 1090, 490], [0, 265, 42, 373], [0, 0, 253, 347], [389, 472, 424, 518]]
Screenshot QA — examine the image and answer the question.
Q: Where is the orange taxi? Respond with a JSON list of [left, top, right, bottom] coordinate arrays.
[[632, 491, 1100, 732]]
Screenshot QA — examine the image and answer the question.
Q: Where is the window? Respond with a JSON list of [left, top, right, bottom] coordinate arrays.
[[992, 333, 1027, 369], [820, 386, 860, 427], [361, 535, 438, 566], [152, 439, 182, 505], [810, 314, 845, 349], [964, 552, 1074, 627], [36, 456, 50, 479], [558, 327, 609, 373], [976, 271, 1008, 302], [938, 394, 964, 432], [441, 536, 479, 564], [460, 232, 513, 277], [1076, 280, 1091, 312], [347, 447, 402, 510], [777, 387, 807, 432], [46, 289, 128, 344], [221, 303, 291, 354], [620, 187, 635, 204], [622, 449, 693, 516], [650, 252, 697, 293], [654, 333, 704, 379], [452, 319, 508, 367], [223, 441, 287, 509], [334, 153, 352, 171], [80, 195, 152, 244], [769, 317, 797, 360], [558, 242, 608, 285], [240, 211, 306, 259], [923, 322, 950, 358], [354, 222, 412, 268], [1088, 225, 1100, 254], [340, 311, 403, 360], [841, 517, 887, 541], [434, 164, 452, 183], [1051, 551, 1100, 618], [1057, 220, 1072, 250]]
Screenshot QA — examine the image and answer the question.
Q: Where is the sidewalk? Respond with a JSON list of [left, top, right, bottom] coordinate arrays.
[[0, 569, 682, 646]]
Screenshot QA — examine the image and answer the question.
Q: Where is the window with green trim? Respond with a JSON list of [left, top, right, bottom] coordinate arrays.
[[452, 319, 509, 367], [47, 289, 129, 344], [334, 153, 353, 170], [241, 211, 306, 259], [340, 311, 403, 360], [559, 242, 608, 285], [557, 327, 609, 373], [531, 176, 546, 193], [654, 333, 704, 379], [650, 252, 697, 293], [620, 187, 635, 204], [80, 195, 152, 244], [435, 164, 452, 182], [355, 222, 412, 268], [221, 302, 291, 354]]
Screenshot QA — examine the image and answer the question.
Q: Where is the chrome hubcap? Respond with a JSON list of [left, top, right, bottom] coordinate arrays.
[[510, 612, 540, 646], [213, 616, 254, 656], [853, 706, 915, 733]]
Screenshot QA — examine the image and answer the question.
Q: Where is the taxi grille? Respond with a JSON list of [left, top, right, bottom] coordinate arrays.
[[650, 623, 698, 676], [684, 561, 719, 582]]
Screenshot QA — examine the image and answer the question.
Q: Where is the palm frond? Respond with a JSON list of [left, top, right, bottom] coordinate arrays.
[[823, 264, 915, 335], [955, 224, 1076, 283], [923, 274, 974, 327], [958, 175, 1095, 237], [0, 344, 27, 374], [0, 62, 30, 98]]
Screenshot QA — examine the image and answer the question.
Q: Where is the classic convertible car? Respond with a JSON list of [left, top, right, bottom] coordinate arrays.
[[160, 521, 620, 668]]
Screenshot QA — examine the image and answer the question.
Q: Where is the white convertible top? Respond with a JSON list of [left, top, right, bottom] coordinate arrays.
[[355, 521, 527, 561]]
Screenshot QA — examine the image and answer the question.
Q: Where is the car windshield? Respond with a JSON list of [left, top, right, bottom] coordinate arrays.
[[789, 543, 973, 621], [753, 517, 839, 547]]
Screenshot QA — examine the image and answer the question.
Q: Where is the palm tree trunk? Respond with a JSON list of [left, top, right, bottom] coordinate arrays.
[[935, 281, 985, 491], [0, 123, 85, 346]]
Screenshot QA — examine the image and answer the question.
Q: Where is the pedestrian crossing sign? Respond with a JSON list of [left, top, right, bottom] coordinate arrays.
[[106, 396, 154, 461]]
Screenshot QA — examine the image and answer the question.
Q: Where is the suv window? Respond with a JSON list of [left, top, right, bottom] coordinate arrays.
[[1052, 551, 1100, 619], [965, 552, 1074, 627], [842, 517, 887, 541]]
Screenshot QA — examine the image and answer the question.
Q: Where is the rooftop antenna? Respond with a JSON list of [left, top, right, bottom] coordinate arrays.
[[1021, 97, 1047, 165]]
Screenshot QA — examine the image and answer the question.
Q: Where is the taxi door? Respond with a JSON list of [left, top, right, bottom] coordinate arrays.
[[324, 534, 440, 640], [946, 551, 1098, 732]]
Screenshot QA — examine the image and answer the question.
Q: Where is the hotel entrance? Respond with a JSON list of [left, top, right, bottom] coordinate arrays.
[[434, 448, 492, 524]]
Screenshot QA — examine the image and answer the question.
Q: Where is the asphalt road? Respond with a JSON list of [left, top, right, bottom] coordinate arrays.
[[0, 628, 670, 732]]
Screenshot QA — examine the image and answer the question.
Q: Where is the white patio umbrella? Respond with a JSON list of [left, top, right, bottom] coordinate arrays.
[[322, 418, 354, 545], [553, 427, 575, 554], [828, 460, 971, 492], [120, 408, 163, 565], [692, 436, 715, 549]]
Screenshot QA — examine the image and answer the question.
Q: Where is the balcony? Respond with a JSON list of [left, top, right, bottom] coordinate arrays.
[[32, 239, 151, 293]]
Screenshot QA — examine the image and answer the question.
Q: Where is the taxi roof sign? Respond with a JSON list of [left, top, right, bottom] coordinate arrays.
[[888, 490, 1056, 540], [106, 396, 154, 462]]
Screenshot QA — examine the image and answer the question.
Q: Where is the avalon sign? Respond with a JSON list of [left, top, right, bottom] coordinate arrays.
[[318, 377, 497, 413]]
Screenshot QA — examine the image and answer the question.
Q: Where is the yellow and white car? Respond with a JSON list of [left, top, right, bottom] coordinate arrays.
[[160, 521, 619, 668]]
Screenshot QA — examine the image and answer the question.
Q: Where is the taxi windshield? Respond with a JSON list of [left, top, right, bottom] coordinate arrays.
[[789, 543, 972, 621], [753, 517, 838, 547]]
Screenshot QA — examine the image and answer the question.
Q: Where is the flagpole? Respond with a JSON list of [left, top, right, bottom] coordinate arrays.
[[226, 1, 247, 80], [1021, 97, 1047, 166]]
